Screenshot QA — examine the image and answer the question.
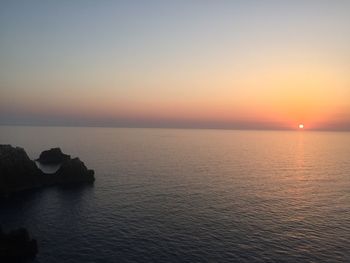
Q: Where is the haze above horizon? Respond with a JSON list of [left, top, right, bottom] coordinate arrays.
[[1, 1, 350, 131]]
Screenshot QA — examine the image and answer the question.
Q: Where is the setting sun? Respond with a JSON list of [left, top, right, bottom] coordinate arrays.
[[299, 124, 304, 129]]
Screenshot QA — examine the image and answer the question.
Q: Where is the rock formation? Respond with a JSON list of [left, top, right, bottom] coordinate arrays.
[[0, 145, 95, 196], [53, 157, 95, 184], [0, 226, 38, 262], [36, 147, 70, 164], [0, 145, 44, 194]]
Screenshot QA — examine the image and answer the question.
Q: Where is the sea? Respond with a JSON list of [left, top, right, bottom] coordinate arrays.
[[0, 126, 349, 262]]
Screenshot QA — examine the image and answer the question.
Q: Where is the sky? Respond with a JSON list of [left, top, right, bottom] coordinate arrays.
[[1, 0, 349, 130]]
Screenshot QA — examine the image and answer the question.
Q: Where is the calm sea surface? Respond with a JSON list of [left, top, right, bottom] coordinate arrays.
[[0, 126, 349, 262]]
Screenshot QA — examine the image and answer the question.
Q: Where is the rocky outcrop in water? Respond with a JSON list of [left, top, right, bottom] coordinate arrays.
[[0, 226, 38, 262], [53, 157, 95, 184], [0, 145, 44, 194], [0, 145, 95, 196], [36, 147, 70, 164]]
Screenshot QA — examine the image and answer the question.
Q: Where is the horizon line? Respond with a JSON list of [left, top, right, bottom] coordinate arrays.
[[1, 123, 349, 133]]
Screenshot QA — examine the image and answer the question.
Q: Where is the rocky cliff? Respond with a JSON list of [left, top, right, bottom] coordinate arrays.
[[0, 226, 38, 262], [0, 145, 95, 196]]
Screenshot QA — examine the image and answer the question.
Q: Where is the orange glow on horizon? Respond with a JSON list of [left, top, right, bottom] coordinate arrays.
[[1, 48, 349, 130]]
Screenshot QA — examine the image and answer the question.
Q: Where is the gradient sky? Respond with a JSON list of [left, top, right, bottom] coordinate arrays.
[[1, 0, 349, 130]]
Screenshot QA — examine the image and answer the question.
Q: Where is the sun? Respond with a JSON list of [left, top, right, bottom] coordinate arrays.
[[299, 124, 304, 129]]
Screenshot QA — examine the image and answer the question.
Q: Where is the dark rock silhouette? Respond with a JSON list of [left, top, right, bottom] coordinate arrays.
[[0, 145, 44, 194], [36, 147, 70, 164], [54, 157, 95, 184], [0, 145, 95, 196], [0, 226, 38, 262]]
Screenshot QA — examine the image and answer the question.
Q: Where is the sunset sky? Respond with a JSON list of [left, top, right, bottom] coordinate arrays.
[[1, 1, 349, 130]]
